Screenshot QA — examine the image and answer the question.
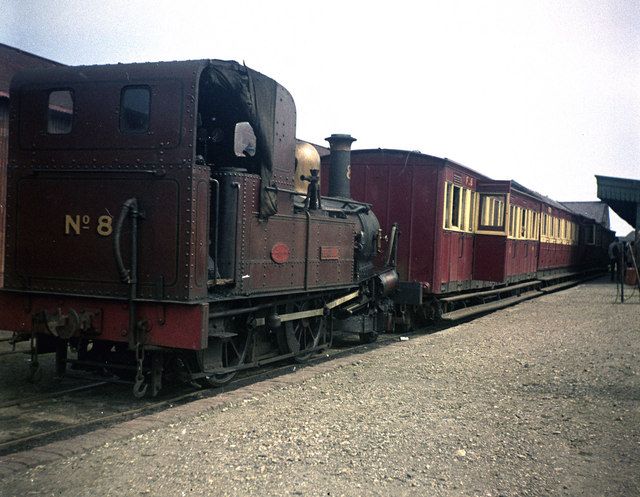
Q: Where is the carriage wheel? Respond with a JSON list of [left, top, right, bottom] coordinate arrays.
[[279, 300, 325, 362]]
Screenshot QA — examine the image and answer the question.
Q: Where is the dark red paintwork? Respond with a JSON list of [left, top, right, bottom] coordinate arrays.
[[5, 61, 210, 302], [472, 180, 511, 283], [0, 44, 61, 288], [538, 205, 573, 271], [322, 149, 492, 294], [0, 54, 615, 371], [0, 291, 207, 349], [504, 188, 540, 280]]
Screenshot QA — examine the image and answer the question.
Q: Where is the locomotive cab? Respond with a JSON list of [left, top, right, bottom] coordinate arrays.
[[195, 70, 258, 171]]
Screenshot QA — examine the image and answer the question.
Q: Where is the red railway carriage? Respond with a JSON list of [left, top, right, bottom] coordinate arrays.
[[0, 60, 397, 395], [504, 185, 541, 280], [562, 201, 616, 270], [537, 200, 580, 273], [473, 181, 542, 284], [320, 149, 492, 296], [576, 217, 615, 269]]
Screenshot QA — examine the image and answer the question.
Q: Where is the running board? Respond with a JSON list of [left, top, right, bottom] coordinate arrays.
[[538, 271, 581, 282], [540, 279, 581, 294], [440, 280, 540, 303], [208, 331, 238, 338], [441, 290, 543, 321], [253, 290, 360, 327], [541, 276, 600, 293], [541, 271, 604, 294]]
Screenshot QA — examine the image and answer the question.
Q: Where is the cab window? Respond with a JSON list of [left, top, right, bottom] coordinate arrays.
[[47, 90, 73, 134], [120, 86, 150, 133]]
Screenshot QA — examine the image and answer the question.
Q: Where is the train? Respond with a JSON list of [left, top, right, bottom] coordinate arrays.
[[0, 59, 613, 396]]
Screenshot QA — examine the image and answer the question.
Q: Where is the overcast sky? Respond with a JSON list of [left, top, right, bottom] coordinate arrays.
[[1, 0, 638, 234]]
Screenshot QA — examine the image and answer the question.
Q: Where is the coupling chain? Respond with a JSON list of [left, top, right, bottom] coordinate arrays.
[[135, 341, 145, 384], [132, 321, 149, 397]]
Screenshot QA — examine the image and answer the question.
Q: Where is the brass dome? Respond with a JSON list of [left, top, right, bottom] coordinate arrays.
[[294, 142, 321, 194]]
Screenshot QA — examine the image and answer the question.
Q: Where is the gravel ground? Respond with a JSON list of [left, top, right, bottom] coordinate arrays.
[[2, 278, 639, 496]]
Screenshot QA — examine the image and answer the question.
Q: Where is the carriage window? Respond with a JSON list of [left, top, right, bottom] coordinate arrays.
[[521, 209, 527, 238], [461, 189, 473, 231], [120, 86, 150, 133], [443, 182, 474, 232], [478, 193, 505, 230], [443, 183, 457, 228], [568, 222, 574, 244], [509, 205, 517, 237], [450, 185, 461, 228], [569, 222, 573, 243], [47, 90, 73, 134]]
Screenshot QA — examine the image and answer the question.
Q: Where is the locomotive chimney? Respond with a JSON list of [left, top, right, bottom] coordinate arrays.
[[326, 133, 356, 198]]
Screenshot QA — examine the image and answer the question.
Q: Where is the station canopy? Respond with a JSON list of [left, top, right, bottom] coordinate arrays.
[[596, 175, 640, 231]]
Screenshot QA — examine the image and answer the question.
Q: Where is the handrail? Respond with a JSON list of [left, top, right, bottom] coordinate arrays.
[[210, 178, 220, 286]]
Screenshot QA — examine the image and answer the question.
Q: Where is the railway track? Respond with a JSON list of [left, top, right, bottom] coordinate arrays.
[[0, 331, 416, 457], [0, 273, 596, 458], [0, 335, 29, 358], [0, 381, 109, 410]]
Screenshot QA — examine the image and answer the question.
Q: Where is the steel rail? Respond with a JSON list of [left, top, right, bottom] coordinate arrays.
[[0, 381, 109, 410]]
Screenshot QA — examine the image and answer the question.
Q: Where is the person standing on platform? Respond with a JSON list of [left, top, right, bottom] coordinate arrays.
[[608, 239, 620, 282]]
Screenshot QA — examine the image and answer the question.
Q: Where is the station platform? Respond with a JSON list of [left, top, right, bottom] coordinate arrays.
[[1, 277, 639, 496]]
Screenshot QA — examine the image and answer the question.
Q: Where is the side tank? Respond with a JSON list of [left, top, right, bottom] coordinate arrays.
[[319, 197, 380, 281]]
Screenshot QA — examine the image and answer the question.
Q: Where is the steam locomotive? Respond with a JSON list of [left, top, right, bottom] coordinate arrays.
[[0, 60, 398, 396]]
